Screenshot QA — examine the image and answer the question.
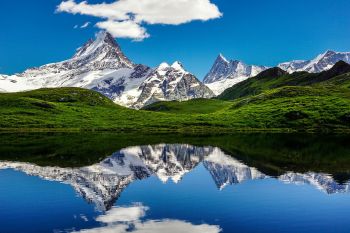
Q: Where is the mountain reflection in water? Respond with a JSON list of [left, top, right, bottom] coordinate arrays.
[[1, 144, 349, 213]]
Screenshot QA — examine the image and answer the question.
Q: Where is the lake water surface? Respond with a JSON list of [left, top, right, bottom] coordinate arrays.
[[1, 133, 350, 233]]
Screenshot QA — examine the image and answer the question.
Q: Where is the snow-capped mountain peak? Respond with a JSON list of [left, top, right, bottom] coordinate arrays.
[[157, 62, 170, 70], [156, 61, 186, 73], [217, 53, 229, 63], [171, 61, 185, 72], [324, 50, 336, 56], [72, 31, 133, 68], [132, 61, 214, 109], [204, 53, 268, 95]]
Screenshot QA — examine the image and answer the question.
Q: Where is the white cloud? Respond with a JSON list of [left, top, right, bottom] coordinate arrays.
[[73, 22, 91, 30], [57, 0, 128, 20], [57, 0, 222, 40], [96, 20, 149, 40], [81, 21, 90, 28]]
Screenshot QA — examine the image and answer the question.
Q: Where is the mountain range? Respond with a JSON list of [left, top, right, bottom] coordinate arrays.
[[0, 31, 349, 106], [204, 50, 350, 95]]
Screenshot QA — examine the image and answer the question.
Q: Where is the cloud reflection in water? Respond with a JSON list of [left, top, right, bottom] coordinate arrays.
[[73, 204, 221, 233]]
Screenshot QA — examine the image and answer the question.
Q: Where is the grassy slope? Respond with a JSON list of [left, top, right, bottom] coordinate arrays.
[[1, 67, 350, 133], [218, 61, 350, 100], [142, 99, 232, 114], [222, 86, 350, 130], [0, 87, 229, 132], [141, 71, 350, 132]]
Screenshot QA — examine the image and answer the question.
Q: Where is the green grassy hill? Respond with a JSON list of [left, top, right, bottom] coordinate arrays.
[[142, 99, 232, 114], [1, 61, 350, 133]]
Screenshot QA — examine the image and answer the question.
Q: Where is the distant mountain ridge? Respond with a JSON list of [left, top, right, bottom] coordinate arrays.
[[204, 50, 350, 95], [218, 60, 350, 101], [278, 50, 350, 73]]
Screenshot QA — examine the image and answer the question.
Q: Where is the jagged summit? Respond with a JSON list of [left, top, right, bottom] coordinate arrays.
[[156, 61, 185, 72], [158, 62, 170, 70], [75, 31, 119, 56], [219, 53, 227, 59], [204, 53, 268, 95], [171, 61, 185, 71], [132, 61, 214, 109], [323, 50, 337, 56], [216, 53, 229, 64], [204, 53, 268, 84], [72, 31, 133, 69]]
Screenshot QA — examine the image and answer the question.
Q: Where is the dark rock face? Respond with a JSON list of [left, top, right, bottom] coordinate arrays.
[[255, 67, 288, 79], [284, 111, 309, 121], [340, 113, 350, 124], [319, 61, 350, 79]]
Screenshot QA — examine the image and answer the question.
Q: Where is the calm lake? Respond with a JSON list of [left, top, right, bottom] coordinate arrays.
[[1, 133, 350, 233]]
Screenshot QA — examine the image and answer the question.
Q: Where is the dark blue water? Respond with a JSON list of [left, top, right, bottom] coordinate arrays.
[[1, 136, 350, 233]]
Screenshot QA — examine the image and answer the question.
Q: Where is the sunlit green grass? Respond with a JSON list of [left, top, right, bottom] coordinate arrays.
[[142, 98, 232, 114], [1, 85, 350, 133]]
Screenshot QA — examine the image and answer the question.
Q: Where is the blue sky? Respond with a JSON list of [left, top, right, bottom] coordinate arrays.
[[0, 0, 349, 79]]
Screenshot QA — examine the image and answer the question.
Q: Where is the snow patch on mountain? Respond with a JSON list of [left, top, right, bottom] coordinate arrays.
[[205, 76, 251, 96]]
